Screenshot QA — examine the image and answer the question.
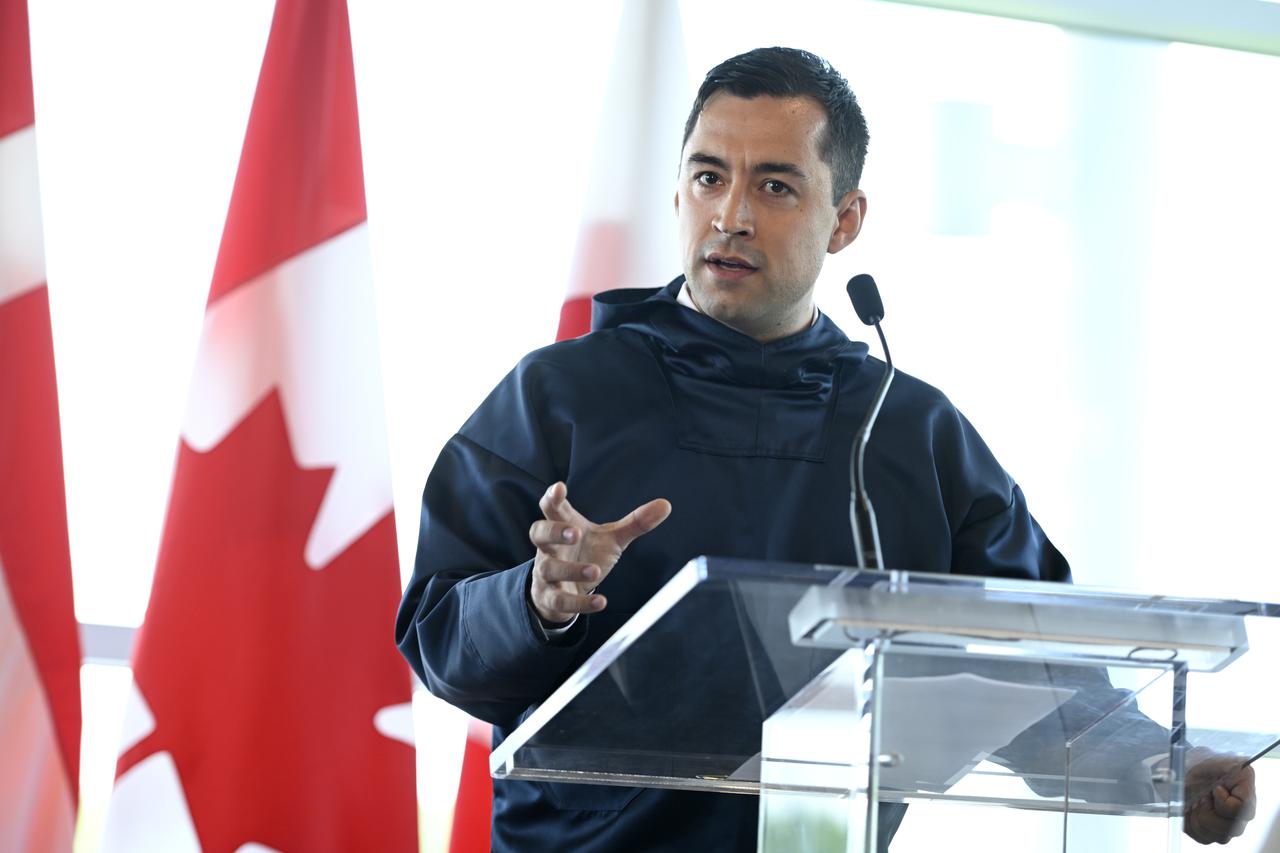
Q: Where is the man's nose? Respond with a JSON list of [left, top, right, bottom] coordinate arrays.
[[713, 186, 754, 239]]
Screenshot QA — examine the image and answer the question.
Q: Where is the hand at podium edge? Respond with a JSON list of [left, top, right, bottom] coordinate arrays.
[[1183, 751, 1257, 845], [528, 481, 672, 627]]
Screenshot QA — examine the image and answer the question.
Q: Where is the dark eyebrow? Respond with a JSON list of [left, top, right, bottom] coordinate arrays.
[[755, 162, 809, 183], [685, 152, 810, 183], [686, 152, 728, 171]]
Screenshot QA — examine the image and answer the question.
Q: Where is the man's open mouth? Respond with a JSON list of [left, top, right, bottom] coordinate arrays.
[[707, 254, 758, 272]]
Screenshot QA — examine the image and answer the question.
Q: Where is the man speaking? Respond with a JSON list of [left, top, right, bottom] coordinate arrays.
[[396, 47, 1254, 850]]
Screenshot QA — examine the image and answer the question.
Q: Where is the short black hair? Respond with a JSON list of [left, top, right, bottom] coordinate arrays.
[[682, 47, 870, 204]]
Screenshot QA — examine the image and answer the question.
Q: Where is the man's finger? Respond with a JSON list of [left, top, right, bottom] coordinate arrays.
[[1232, 769, 1258, 821], [609, 498, 673, 548], [1209, 783, 1256, 828], [535, 558, 601, 586], [1212, 785, 1239, 817], [539, 482, 588, 526], [529, 519, 580, 549], [534, 587, 607, 623]]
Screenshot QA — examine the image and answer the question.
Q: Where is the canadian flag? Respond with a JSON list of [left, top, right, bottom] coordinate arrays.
[[0, 0, 83, 850], [448, 3, 689, 850], [101, 1, 417, 851]]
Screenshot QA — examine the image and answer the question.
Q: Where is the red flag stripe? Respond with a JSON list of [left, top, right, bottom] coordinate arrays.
[[207, 0, 366, 306], [0, 0, 35, 136], [557, 221, 626, 340], [0, 568, 76, 853], [1, 2, 81, 832], [0, 285, 82, 801], [555, 296, 593, 342]]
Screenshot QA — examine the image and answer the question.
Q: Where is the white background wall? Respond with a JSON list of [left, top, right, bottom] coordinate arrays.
[[22, 1, 1280, 850]]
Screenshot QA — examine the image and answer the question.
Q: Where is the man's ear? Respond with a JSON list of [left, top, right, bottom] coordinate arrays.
[[673, 189, 680, 217], [828, 189, 867, 254]]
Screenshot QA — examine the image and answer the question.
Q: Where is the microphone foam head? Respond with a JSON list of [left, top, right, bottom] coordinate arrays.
[[847, 274, 884, 326]]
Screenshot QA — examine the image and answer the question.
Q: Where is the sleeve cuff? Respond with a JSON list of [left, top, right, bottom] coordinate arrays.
[[457, 560, 587, 688], [524, 564, 585, 643], [532, 606, 579, 638]]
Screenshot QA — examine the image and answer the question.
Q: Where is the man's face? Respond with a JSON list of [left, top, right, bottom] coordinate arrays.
[[675, 93, 866, 342]]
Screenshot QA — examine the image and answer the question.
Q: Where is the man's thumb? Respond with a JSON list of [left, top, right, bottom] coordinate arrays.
[[614, 498, 672, 548]]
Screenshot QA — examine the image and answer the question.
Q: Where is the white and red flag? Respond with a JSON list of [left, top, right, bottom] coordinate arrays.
[[554, 0, 688, 340], [447, 4, 690, 851], [0, 0, 82, 850], [102, 1, 416, 850]]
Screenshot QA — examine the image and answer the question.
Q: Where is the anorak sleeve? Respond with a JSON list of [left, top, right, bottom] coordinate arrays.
[[929, 403, 1071, 584], [395, 358, 586, 728]]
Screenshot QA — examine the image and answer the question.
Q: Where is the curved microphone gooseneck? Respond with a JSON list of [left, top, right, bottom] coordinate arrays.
[[846, 274, 895, 570]]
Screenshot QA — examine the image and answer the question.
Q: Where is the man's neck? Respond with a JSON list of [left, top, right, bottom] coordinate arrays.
[[676, 281, 819, 338]]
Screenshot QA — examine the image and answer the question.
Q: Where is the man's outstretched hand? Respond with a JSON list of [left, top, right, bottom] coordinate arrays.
[[1184, 753, 1257, 845], [528, 482, 671, 626]]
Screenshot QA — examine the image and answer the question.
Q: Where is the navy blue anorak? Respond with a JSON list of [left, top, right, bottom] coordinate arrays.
[[396, 278, 1077, 851]]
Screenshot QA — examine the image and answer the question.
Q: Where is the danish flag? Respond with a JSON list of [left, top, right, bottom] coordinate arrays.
[[102, 1, 417, 850]]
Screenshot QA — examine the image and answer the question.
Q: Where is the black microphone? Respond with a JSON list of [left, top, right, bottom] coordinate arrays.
[[846, 274, 895, 571]]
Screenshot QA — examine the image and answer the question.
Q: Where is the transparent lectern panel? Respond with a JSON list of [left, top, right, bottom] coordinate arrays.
[[491, 558, 845, 791], [757, 648, 1184, 852], [874, 657, 1175, 809]]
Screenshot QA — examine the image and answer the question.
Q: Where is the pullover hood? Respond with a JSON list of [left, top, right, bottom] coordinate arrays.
[[591, 277, 872, 460], [592, 276, 869, 390]]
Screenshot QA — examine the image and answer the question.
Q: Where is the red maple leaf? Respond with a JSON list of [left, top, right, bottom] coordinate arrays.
[[118, 390, 416, 853]]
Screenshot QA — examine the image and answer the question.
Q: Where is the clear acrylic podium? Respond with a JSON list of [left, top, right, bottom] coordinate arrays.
[[490, 558, 1280, 851]]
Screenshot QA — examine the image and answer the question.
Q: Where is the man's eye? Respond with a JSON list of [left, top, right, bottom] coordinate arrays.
[[695, 172, 721, 187], [763, 180, 791, 195]]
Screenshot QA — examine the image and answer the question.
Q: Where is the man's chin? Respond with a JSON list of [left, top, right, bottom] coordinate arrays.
[[690, 279, 748, 308]]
